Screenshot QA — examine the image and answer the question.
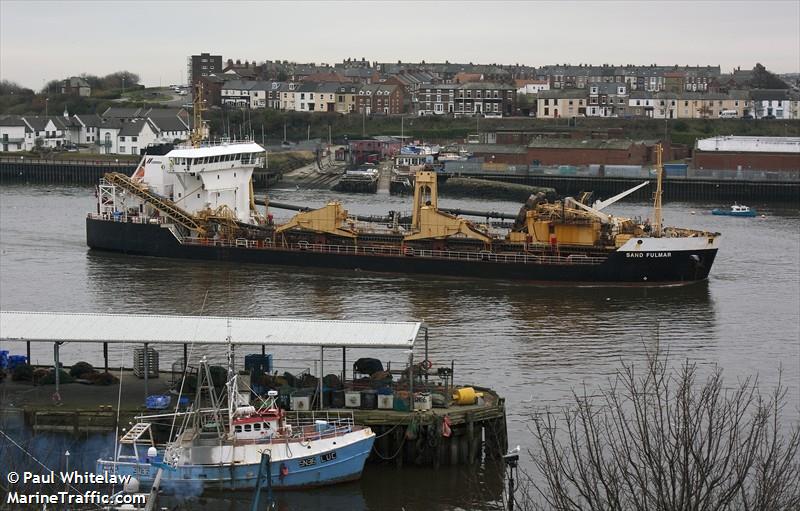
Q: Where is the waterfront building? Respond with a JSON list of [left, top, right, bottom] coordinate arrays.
[[694, 136, 800, 171], [0, 115, 31, 152]]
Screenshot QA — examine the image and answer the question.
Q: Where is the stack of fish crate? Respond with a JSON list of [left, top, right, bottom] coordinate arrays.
[[133, 347, 159, 378]]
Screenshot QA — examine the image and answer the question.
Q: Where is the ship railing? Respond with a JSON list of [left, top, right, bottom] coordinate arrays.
[[179, 238, 606, 265], [87, 212, 170, 225], [283, 410, 356, 440]]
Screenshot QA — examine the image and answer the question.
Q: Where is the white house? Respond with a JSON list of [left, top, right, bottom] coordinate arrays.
[[221, 80, 255, 108], [0, 116, 32, 152], [586, 82, 628, 117], [515, 79, 550, 95], [117, 119, 159, 156], [147, 115, 190, 143], [23, 117, 70, 149], [73, 114, 103, 144], [750, 90, 792, 119]]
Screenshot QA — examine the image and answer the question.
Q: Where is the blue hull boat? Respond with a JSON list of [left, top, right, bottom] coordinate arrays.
[[97, 361, 376, 492], [711, 204, 756, 217]]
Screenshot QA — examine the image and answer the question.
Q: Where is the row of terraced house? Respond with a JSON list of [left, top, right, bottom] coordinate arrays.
[[532, 85, 800, 119], [0, 107, 193, 154]]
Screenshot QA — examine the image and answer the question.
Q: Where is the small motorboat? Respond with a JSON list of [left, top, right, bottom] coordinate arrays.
[[711, 203, 757, 217]]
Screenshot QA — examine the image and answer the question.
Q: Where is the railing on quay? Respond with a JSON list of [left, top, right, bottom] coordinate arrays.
[[441, 161, 800, 183], [0, 156, 138, 167]]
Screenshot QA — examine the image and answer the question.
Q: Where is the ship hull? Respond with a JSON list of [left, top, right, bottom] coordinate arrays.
[[96, 432, 375, 491], [86, 218, 717, 285]]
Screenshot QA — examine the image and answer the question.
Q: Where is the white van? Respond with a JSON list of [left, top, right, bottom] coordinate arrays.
[[719, 109, 738, 118]]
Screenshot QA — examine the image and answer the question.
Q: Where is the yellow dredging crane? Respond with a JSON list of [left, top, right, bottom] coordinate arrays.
[[652, 143, 664, 237], [190, 82, 207, 148]]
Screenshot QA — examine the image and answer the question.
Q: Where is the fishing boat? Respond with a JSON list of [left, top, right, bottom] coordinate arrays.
[[711, 203, 757, 217], [97, 358, 375, 491]]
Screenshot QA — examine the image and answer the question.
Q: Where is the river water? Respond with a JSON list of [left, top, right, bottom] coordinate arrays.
[[1, 183, 798, 510]]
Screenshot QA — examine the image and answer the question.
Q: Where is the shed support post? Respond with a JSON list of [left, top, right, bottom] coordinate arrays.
[[424, 328, 429, 383], [342, 347, 346, 385], [144, 342, 149, 400], [103, 342, 109, 373], [54, 342, 61, 401], [26, 341, 31, 368], [319, 347, 324, 410], [408, 350, 414, 411]]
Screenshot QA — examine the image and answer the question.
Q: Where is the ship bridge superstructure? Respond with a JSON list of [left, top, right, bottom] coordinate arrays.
[[136, 141, 265, 223]]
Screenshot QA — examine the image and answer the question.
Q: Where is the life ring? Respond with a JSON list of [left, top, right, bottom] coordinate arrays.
[[421, 359, 433, 370], [279, 463, 288, 479], [52, 391, 61, 404]]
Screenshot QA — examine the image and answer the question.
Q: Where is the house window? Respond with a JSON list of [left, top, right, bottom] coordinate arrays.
[[120, 136, 125, 141], [120, 146, 126, 153], [544, 107, 549, 116], [132, 136, 138, 142]]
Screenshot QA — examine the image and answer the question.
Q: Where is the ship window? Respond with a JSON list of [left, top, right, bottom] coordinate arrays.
[[234, 173, 237, 177], [197, 193, 200, 198], [244, 424, 252, 432], [235, 425, 242, 432], [253, 423, 261, 431], [178, 193, 181, 198], [217, 174, 220, 179]]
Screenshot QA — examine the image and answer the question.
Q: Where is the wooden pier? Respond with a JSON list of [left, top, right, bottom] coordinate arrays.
[[0, 372, 508, 468]]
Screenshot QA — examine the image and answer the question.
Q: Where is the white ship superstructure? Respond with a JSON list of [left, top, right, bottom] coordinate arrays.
[[133, 142, 265, 223]]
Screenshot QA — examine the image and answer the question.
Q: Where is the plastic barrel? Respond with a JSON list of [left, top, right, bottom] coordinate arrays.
[[452, 387, 483, 405], [360, 390, 378, 410]]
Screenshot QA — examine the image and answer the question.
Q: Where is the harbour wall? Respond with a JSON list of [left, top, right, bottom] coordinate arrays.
[[0, 158, 136, 185]]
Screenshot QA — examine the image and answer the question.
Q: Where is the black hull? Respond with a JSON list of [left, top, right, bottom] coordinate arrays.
[[86, 218, 718, 285]]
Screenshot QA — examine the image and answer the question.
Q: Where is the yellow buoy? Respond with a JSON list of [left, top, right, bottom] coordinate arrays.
[[452, 387, 484, 405]]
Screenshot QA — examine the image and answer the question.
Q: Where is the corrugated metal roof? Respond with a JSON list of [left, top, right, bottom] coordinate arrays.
[[0, 311, 422, 349], [696, 136, 800, 154]]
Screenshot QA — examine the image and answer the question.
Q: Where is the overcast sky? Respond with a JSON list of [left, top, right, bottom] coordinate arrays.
[[1, 0, 798, 90]]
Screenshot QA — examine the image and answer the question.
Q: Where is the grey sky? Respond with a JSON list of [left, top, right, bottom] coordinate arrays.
[[1, 0, 798, 90]]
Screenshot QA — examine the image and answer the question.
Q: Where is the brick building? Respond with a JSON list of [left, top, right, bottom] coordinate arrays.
[[526, 139, 654, 166], [189, 52, 223, 86], [354, 84, 404, 115]]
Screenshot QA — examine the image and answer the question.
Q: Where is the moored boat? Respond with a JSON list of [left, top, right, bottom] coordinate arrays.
[[85, 96, 720, 285], [97, 358, 375, 491], [711, 203, 757, 217]]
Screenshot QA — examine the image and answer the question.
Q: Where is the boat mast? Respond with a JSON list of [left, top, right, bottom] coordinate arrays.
[[653, 143, 663, 237], [190, 82, 206, 148]]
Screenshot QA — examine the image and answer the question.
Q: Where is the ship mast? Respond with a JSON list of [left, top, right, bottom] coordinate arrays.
[[653, 143, 663, 237], [190, 82, 207, 148]]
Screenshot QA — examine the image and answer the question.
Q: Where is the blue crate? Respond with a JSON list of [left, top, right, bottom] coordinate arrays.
[[0, 351, 8, 369], [8, 355, 28, 370]]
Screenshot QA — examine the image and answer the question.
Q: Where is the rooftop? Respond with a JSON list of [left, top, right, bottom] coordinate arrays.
[[0, 311, 423, 349], [695, 136, 800, 154]]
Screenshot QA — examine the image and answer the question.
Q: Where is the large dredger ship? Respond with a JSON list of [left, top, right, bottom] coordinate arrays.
[[86, 94, 719, 285], [85, 141, 719, 286]]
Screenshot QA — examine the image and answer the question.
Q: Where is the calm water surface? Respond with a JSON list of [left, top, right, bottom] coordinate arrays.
[[1, 184, 798, 510]]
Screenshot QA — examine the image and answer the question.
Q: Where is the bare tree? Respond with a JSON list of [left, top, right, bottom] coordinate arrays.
[[527, 346, 800, 511]]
